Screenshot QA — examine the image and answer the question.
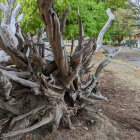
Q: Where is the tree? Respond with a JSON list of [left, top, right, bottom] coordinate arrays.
[[21, 0, 110, 39], [0, 0, 127, 40], [96, 0, 127, 10], [128, 0, 140, 20], [0, 0, 117, 139], [111, 8, 133, 45], [2, 0, 112, 40], [127, 0, 140, 29], [56, 0, 110, 39]]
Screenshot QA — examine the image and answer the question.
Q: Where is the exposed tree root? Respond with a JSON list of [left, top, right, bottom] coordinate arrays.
[[0, 0, 117, 139], [1, 114, 53, 138]]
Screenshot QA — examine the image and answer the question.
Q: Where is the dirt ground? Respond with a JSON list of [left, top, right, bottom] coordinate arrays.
[[45, 47, 140, 140], [98, 48, 140, 140]]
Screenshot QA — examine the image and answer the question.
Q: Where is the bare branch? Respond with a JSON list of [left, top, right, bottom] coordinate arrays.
[[75, 7, 84, 52], [95, 59, 110, 78], [9, 104, 47, 128], [0, 69, 39, 88], [0, 65, 18, 71], [95, 47, 121, 78], [12, 3, 22, 19], [38, 0, 70, 78], [4, 0, 15, 25], [90, 91, 109, 101], [10, 3, 22, 34], [0, 76, 12, 99], [0, 1, 24, 49], [70, 39, 74, 56], [96, 8, 115, 51], [81, 75, 93, 89], [17, 13, 24, 23], [2, 114, 54, 138], [60, 7, 71, 35], [0, 30, 27, 67], [0, 3, 5, 12]]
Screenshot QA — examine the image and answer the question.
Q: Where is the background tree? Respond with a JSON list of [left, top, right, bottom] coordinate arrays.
[[127, 0, 140, 29], [96, 0, 127, 10], [18, 0, 110, 40], [111, 8, 133, 45], [1, 0, 127, 41], [56, 0, 109, 40], [128, 0, 140, 20]]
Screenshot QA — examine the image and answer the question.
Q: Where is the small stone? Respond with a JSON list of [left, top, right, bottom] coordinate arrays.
[[91, 120, 94, 123], [84, 127, 88, 131]]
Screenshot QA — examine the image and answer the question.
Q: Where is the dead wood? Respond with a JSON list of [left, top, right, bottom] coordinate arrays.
[[0, 0, 116, 139], [60, 7, 71, 35]]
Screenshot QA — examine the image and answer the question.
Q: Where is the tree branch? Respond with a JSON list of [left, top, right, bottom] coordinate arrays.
[[0, 30, 27, 67], [0, 3, 5, 12], [60, 7, 70, 35], [75, 7, 84, 52], [96, 8, 115, 51], [90, 90, 109, 101], [11, 3, 22, 34], [0, 76, 12, 99], [38, 0, 70, 78], [95, 59, 110, 78], [0, 69, 39, 88], [1, 114, 54, 138], [0, 0, 23, 49], [95, 47, 121, 78]]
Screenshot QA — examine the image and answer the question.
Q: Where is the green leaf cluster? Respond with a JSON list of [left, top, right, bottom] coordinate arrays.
[[55, 0, 109, 39], [15, 0, 111, 40], [17, 0, 42, 33], [111, 8, 134, 44]]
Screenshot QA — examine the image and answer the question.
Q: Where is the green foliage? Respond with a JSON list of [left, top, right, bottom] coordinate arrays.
[[111, 9, 133, 44], [0, 0, 129, 42], [95, 0, 127, 10], [16, 0, 111, 40], [17, 0, 42, 33], [55, 0, 109, 39]]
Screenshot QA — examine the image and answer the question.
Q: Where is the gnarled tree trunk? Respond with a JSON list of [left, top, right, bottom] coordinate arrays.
[[0, 0, 116, 139]]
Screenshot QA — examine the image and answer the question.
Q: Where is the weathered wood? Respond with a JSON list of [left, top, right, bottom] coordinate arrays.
[[70, 39, 74, 56], [1, 114, 54, 138], [60, 7, 70, 35], [0, 0, 21, 48], [0, 0, 116, 138], [0, 75, 12, 99], [0, 97, 20, 115], [38, 0, 70, 78], [0, 31, 27, 68], [96, 8, 115, 51], [0, 69, 39, 88], [75, 7, 84, 52]]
